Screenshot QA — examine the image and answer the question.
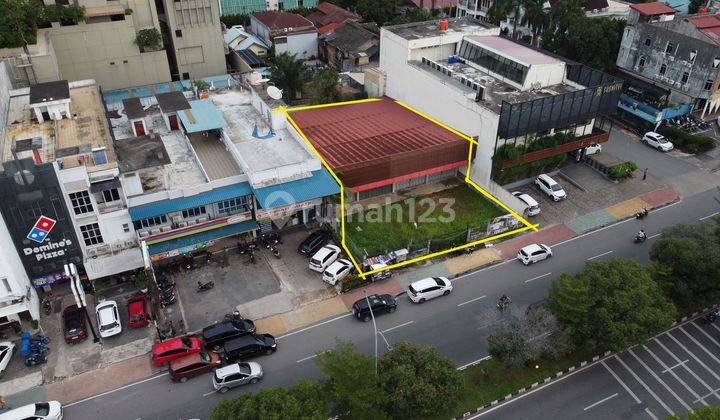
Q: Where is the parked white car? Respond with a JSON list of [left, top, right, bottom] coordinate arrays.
[[511, 192, 540, 216], [309, 245, 341, 272], [535, 174, 567, 201], [0, 341, 15, 377], [584, 143, 602, 155], [0, 401, 63, 420], [213, 362, 264, 393], [323, 259, 353, 285], [517, 243, 553, 265], [642, 132, 674, 152], [95, 300, 122, 338], [407, 277, 453, 303]]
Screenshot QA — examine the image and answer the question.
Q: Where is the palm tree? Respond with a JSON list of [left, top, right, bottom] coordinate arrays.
[[521, 0, 548, 46], [547, 0, 584, 35], [488, 0, 523, 39], [268, 52, 307, 103]]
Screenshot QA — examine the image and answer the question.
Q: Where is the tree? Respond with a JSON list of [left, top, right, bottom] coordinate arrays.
[[135, 28, 162, 50], [688, 0, 704, 14], [487, 322, 533, 366], [0, 0, 42, 48], [356, 0, 395, 26], [392, 7, 434, 25], [315, 341, 389, 420], [547, 258, 677, 352], [541, 16, 625, 72], [220, 13, 250, 28], [308, 68, 341, 105], [650, 222, 720, 313], [209, 380, 326, 420], [521, 0, 548, 46], [378, 341, 462, 418], [268, 52, 307, 102], [669, 406, 720, 420], [488, 0, 522, 38]]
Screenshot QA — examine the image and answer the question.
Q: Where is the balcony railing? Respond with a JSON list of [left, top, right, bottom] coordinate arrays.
[[499, 128, 610, 169]]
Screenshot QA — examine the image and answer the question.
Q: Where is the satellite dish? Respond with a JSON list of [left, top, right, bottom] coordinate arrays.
[[267, 86, 283, 100]]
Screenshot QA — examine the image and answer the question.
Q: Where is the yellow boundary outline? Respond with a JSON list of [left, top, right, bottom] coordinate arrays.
[[278, 99, 538, 279]]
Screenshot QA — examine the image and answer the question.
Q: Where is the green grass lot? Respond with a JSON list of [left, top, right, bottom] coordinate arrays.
[[345, 184, 504, 258], [431, 352, 592, 420]]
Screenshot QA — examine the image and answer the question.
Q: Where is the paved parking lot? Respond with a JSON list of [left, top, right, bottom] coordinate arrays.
[[481, 315, 720, 420]]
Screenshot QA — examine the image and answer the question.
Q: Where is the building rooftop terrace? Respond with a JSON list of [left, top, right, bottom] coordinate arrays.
[[384, 16, 495, 40]]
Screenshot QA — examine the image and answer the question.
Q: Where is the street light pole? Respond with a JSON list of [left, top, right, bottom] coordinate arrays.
[[363, 290, 378, 375]]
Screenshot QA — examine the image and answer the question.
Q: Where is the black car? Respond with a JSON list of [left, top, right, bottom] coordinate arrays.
[[297, 230, 330, 256], [202, 319, 256, 350], [63, 305, 88, 344], [223, 334, 277, 362], [352, 294, 397, 322]]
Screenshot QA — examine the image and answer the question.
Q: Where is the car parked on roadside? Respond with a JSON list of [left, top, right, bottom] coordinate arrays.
[[584, 143, 602, 155], [202, 319, 256, 351], [212, 362, 264, 393], [62, 304, 88, 344], [0, 341, 16, 378], [152, 336, 202, 365], [322, 259, 353, 285], [0, 401, 63, 420], [517, 243, 553, 265], [511, 191, 541, 217], [535, 174, 566, 201], [223, 334, 277, 362], [95, 300, 122, 338], [298, 230, 330, 256], [168, 351, 221, 382], [642, 131, 674, 152], [352, 294, 397, 322], [127, 295, 150, 329], [407, 277, 452, 303], [309, 245, 341, 272]]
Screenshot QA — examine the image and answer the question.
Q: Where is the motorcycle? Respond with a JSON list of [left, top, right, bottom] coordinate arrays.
[[41, 298, 52, 316], [197, 281, 215, 292], [635, 208, 649, 219], [496, 295, 512, 311], [160, 294, 176, 308], [705, 309, 720, 323], [225, 310, 244, 323], [25, 352, 48, 367], [634, 234, 647, 243], [270, 245, 281, 259]]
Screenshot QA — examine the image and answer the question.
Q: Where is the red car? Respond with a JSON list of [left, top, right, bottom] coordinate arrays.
[[128, 295, 150, 328], [62, 305, 88, 344], [169, 351, 222, 382], [152, 336, 202, 365]]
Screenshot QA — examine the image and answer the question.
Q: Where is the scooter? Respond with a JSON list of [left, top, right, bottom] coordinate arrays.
[[41, 298, 52, 316], [270, 245, 281, 259], [25, 352, 48, 367], [635, 208, 649, 219], [225, 310, 243, 323], [197, 281, 214, 292], [160, 294, 176, 308], [634, 234, 647, 243], [705, 309, 720, 323]]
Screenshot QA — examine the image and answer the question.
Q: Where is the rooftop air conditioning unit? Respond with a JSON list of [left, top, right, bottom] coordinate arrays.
[[178, 221, 188, 227], [197, 216, 208, 223], [150, 228, 161, 235], [171, 215, 182, 224], [138, 230, 149, 238], [161, 226, 171, 232], [87, 248, 98, 258], [188, 220, 197, 226]]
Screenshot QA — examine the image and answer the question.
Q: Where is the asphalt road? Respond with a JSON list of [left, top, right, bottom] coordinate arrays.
[[64, 187, 720, 420]]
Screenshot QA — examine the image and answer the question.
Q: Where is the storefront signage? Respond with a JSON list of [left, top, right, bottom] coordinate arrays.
[[150, 241, 215, 262], [256, 199, 318, 221], [32, 271, 68, 288], [22, 215, 73, 261], [227, 211, 253, 224]]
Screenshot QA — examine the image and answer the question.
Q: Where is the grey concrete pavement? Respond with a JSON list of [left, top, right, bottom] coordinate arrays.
[[60, 186, 720, 420]]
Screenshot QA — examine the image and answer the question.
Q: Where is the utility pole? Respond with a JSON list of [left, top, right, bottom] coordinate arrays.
[[364, 290, 378, 375], [66, 263, 100, 343]]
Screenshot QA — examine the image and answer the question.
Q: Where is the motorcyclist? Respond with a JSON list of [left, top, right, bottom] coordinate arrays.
[[636, 229, 646, 240], [498, 294, 511, 309]]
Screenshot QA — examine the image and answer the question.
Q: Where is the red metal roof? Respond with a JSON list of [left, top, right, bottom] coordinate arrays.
[[688, 14, 720, 44], [629, 2, 676, 16], [318, 21, 345, 36], [251, 11, 315, 31], [289, 97, 469, 188]]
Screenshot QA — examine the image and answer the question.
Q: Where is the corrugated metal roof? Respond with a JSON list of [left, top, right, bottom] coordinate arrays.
[[629, 2, 676, 15], [236, 49, 265, 67], [253, 169, 339, 209], [178, 100, 228, 133], [148, 220, 258, 255], [129, 182, 253, 220]]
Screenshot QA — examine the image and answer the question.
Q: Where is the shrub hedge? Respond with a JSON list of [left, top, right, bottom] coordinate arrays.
[[608, 161, 637, 180], [658, 126, 716, 154]]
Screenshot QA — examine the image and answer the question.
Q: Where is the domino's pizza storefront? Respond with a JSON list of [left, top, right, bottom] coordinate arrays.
[[0, 159, 85, 293]]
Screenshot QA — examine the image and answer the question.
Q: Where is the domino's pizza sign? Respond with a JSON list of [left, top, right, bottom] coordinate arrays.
[[27, 216, 56, 243], [23, 216, 73, 262]]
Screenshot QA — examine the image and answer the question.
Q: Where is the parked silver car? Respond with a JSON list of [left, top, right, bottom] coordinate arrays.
[[212, 362, 264, 393]]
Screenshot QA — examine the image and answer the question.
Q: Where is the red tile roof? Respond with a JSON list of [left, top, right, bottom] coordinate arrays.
[[629, 2, 676, 16], [252, 11, 315, 31], [318, 21, 345, 36], [308, 2, 361, 27], [288, 97, 468, 188], [688, 14, 720, 44]]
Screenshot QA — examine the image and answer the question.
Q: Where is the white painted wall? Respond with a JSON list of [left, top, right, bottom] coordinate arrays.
[[0, 212, 40, 321], [283, 32, 318, 60], [522, 62, 566, 90]]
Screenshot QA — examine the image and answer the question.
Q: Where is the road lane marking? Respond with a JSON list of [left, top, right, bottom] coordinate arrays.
[[457, 355, 491, 370], [641, 346, 704, 406], [699, 212, 719, 221], [276, 313, 352, 340], [645, 407, 659, 420], [660, 359, 688, 373], [297, 350, 329, 364], [627, 348, 691, 411], [661, 335, 720, 383], [524, 272, 552, 283], [203, 390, 216, 397], [688, 322, 720, 348], [64, 372, 170, 407], [602, 360, 641, 404], [653, 337, 720, 402], [614, 355, 675, 416], [583, 393, 618, 411], [648, 233, 662, 239], [381, 321, 414, 334], [678, 326, 720, 366], [457, 295, 487, 307], [587, 250, 613, 261]]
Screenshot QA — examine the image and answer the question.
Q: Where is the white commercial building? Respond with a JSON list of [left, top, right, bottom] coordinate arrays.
[[0, 212, 40, 326]]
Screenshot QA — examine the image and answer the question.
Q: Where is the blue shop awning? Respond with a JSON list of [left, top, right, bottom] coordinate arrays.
[[178, 99, 228, 133], [252, 169, 340, 210], [148, 220, 258, 255], [130, 182, 253, 221]]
